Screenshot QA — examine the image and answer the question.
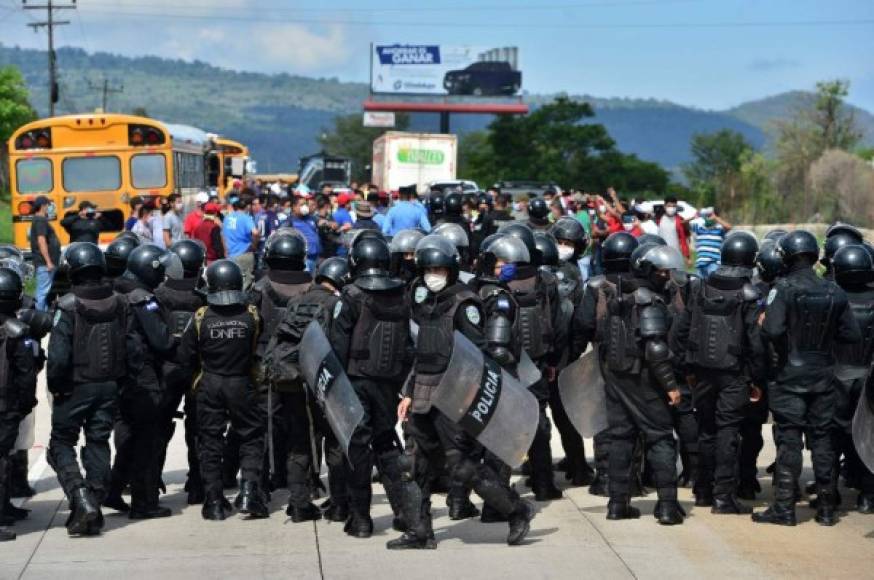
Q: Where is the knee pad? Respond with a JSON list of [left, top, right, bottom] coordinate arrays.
[[454, 458, 477, 483]]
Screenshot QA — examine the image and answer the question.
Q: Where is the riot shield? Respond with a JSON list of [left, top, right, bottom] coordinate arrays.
[[431, 330, 538, 467], [557, 347, 608, 437], [298, 320, 365, 457], [517, 350, 543, 390], [853, 373, 874, 473]]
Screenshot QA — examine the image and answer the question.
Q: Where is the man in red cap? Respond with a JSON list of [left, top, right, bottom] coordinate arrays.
[[192, 203, 226, 264]]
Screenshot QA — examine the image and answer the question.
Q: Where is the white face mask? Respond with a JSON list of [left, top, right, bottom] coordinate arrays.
[[599, 204, 607, 213], [174, 202, 184, 212], [298, 204, 310, 216], [622, 223, 634, 231], [558, 245, 575, 262], [424, 272, 448, 293], [665, 206, 677, 217], [512, 202, 522, 212]]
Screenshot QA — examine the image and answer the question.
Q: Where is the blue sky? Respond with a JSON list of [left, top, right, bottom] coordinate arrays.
[[3, 0, 873, 111]]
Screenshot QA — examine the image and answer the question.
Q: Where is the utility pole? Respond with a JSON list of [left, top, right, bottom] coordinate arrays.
[[88, 78, 124, 112], [23, 0, 77, 117]]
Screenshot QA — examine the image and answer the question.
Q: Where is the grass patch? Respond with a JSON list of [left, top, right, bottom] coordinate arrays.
[[0, 200, 11, 244]]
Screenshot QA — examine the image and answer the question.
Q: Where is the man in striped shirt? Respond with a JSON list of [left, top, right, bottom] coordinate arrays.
[[691, 208, 732, 279]]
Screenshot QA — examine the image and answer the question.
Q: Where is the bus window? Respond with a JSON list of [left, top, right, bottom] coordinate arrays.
[[62, 156, 122, 192], [15, 158, 53, 194], [131, 153, 168, 189]]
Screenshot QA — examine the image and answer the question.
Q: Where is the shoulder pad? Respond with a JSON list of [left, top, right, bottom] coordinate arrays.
[[3, 317, 27, 338], [57, 293, 77, 311], [639, 304, 669, 337], [127, 287, 154, 305], [493, 295, 513, 314], [741, 283, 760, 302], [539, 269, 557, 285], [634, 287, 658, 305], [479, 284, 507, 301]]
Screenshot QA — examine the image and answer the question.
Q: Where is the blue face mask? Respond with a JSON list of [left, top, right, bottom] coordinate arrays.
[[498, 263, 517, 282]]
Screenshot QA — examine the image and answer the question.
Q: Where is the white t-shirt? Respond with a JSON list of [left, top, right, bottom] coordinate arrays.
[[658, 215, 681, 253], [641, 219, 659, 235]]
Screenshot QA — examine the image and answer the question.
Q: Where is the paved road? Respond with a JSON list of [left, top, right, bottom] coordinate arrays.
[[3, 380, 872, 580]]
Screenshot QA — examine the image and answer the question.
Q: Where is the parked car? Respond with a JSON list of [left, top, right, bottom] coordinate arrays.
[[427, 179, 480, 193], [443, 61, 521, 96]]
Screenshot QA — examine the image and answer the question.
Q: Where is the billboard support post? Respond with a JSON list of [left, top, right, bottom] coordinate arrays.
[[439, 112, 450, 134]]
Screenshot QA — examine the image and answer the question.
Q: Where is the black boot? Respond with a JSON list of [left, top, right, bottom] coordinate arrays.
[[286, 502, 322, 522], [507, 500, 534, 546], [202, 489, 229, 521], [814, 488, 840, 526], [857, 493, 874, 514], [447, 494, 480, 521], [323, 499, 349, 522], [736, 479, 761, 500], [752, 504, 796, 526], [129, 504, 172, 519], [9, 451, 35, 498], [387, 501, 437, 550], [653, 500, 685, 525], [694, 486, 714, 507], [187, 485, 205, 505], [344, 508, 373, 538], [0, 527, 14, 542], [532, 479, 562, 502], [588, 472, 609, 497], [102, 492, 131, 513], [480, 503, 509, 523], [236, 480, 269, 518], [712, 495, 752, 515], [67, 486, 99, 536], [3, 500, 28, 521], [606, 498, 640, 520], [753, 465, 797, 526]]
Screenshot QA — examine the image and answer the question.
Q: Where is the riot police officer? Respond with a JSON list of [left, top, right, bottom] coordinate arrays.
[[266, 257, 350, 522], [572, 232, 639, 497], [829, 245, 874, 513], [104, 233, 140, 279], [437, 192, 468, 228], [428, 191, 446, 224], [753, 231, 861, 526], [672, 231, 765, 514], [247, 230, 313, 490], [155, 239, 207, 505], [330, 236, 414, 537], [433, 222, 472, 273], [821, 223, 864, 278], [501, 223, 563, 500], [527, 197, 551, 231], [179, 260, 268, 521], [48, 243, 129, 535], [0, 268, 38, 542], [389, 229, 425, 286], [111, 244, 177, 519], [387, 235, 534, 549]]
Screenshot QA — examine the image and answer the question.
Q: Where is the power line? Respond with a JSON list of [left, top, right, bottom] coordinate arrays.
[[22, 0, 77, 117], [87, 77, 124, 111]]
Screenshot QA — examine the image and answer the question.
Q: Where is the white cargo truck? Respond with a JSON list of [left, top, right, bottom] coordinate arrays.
[[372, 132, 457, 193]]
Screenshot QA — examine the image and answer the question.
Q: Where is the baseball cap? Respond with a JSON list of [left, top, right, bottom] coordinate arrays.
[[337, 193, 353, 206], [204, 203, 221, 215], [195, 191, 210, 204]]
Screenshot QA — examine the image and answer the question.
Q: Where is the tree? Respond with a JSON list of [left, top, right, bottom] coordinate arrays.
[[683, 129, 753, 211], [460, 96, 669, 195], [808, 149, 874, 225], [319, 113, 410, 183], [0, 66, 37, 195], [810, 80, 863, 152]]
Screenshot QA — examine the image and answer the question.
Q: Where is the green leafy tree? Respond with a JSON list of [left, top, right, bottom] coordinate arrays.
[[0, 66, 37, 197], [319, 113, 410, 183], [683, 129, 753, 212]]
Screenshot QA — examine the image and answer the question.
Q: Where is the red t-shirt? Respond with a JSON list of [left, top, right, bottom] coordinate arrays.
[[193, 218, 223, 263], [183, 209, 204, 238]]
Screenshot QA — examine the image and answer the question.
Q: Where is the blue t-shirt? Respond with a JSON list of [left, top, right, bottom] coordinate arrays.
[[692, 222, 726, 267], [381, 201, 431, 236], [291, 215, 321, 258], [222, 210, 256, 257], [333, 207, 354, 227]]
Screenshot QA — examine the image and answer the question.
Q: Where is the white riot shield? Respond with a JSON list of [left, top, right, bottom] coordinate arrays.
[[298, 321, 365, 457], [517, 350, 543, 390], [431, 331, 539, 468], [557, 347, 608, 437], [852, 373, 874, 473]]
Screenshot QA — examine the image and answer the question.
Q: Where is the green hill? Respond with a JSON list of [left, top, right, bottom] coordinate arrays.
[[2, 44, 872, 175]]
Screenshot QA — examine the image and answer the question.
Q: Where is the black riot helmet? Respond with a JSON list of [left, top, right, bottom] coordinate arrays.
[[415, 235, 460, 282], [777, 230, 819, 265], [478, 234, 531, 279], [428, 191, 445, 218], [65, 242, 106, 283], [477, 192, 493, 209], [0, 267, 24, 313], [528, 197, 549, 220], [720, 231, 759, 268], [832, 245, 874, 286], [822, 232, 861, 268], [124, 244, 182, 290], [637, 233, 667, 247], [763, 228, 789, 242], [602, 232, 639, 274], [0, 245, 24, 263], [104, 235, 140, 278], [632, 244, 685, 288], [444, 193, 464, 217], [389, 229, 425, 282], [502, 222, 539, 265], [205, 259, 244, 306], [550, 217, 589, 259], [169, 239, 206, 278], [349, 235, 399, 290], [315, 256, 350, 290], [462, 192, 477, 209], [534, 232, 560, 267], [825, 222, 863, 242], [755, 240, 785, 283], [114, 230, 140, 243], [264, 230, 307, 271], [433, 222, 470, 267]]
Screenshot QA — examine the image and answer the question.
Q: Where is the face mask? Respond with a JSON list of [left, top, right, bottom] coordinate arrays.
[[558, 245, 575, 262], [299, 205, 310, 216], [174, 202, 184, 212], [424, 272, 448, 293], [665, 206, 677, 217], [622, 223, 634, 231], [498, 263, 517, 282], [512, 202, 522, 212], [704, 218, 715, 227], [599, 205, 607, 213]]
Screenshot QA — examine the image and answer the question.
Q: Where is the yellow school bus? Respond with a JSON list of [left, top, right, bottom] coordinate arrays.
[[209, 137, 251, 197], [8, 113, 212, 248]]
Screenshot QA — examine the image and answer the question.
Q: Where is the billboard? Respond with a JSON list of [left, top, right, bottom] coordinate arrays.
[[371, 44, 521, 97]]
